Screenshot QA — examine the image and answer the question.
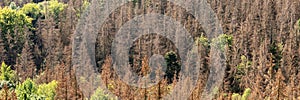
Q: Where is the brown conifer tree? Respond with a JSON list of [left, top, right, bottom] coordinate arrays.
[[16, 35, 36, 81]]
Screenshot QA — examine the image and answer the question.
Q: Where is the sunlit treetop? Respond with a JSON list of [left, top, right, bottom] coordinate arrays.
[[20, 3, 42, 19], [39, 0, 67, 18], [0, 7, 33, 34], [0, 62, 16, 83]]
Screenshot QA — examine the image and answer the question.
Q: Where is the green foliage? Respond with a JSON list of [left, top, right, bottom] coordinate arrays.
[[37, 80, 57, 100], [90, 87, 115, 100], [269, 43, 283, 70], [15, 79, 39, 100], [223, 93, 228, 97], [0, 7, 33, 34], [7, 0, 67, 22], [9, 2, 19, 10], [0, 1, 67, 64], [76, 0, 90, 17], [16, 79, 57, 100], [236, 55, 251, 71], [39, 0, 67, 19], [231, 88, 251, 100], [164, 51, 181, 83], [0, 62, 17, 90], [241, 88, 251, 100], [0, 62, 16, 82], [196, 35, 209, 47], [195, 34, 233, 52], [131, 0, 139, 4], [47, 0, 66, 17], [212, 34, 233, 51], [20, 3, 42, 19], [232, 93, 241, 100], [231, 55, 251, 92], [82, 0, 91, 10], [0, 7, 33, 66], [0, 62, 16, 99]]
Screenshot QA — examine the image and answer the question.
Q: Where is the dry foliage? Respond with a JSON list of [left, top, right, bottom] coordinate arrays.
[[0, 0, 299, 99]]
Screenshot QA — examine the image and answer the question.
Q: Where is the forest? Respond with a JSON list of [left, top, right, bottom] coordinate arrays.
[[0, 0, 300, 100]]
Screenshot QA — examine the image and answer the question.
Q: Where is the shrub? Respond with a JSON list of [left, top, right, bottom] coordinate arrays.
[[37, 80, 57, 100], [231, 88, 251, 100], [196, 35, 209, 47], [39, 0, 67, 20], [0, 62, 17, 89], [16, 78, 58, 100], [0, 7, 32, 34], [15, 79, 39, 100], [90, 87, 114, 100], [164, 51, 181, 83], [241, 88, 251, 100], [211, 34, 233, 52], [20, 3, 42, 20], [232, 93, 241, 100], [236, 55, 251, 75]]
